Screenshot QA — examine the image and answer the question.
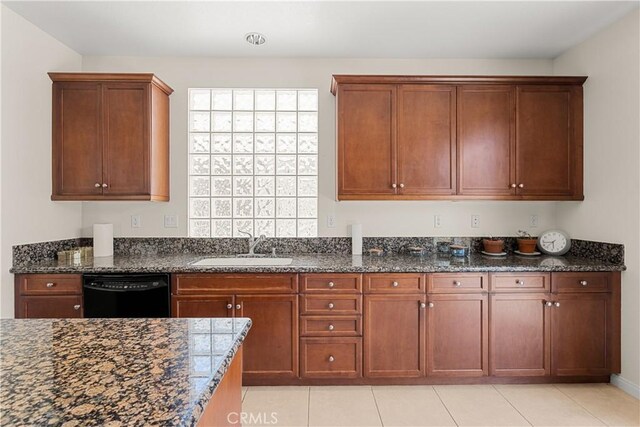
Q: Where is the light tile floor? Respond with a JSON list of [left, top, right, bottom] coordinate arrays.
[[240, 384, 640, 427]]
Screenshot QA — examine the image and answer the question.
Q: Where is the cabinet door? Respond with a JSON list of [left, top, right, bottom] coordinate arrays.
[[458, 86, 515, 196], [102, 83, 150, 196], [552, 293, 610, 376], [17, 296, 83, 318], [337, 84, 396, 198], [490, 293, 550, 376], [364, 294, 425, 377], [172, 295, 234, 318], [397, 85, 456, 195], [427, 294, 488, 377], [516, 85, 582, 198], [52, 82, 103, 198], [235, 295, 299, 380]]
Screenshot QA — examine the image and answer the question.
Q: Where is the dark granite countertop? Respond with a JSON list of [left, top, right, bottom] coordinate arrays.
[[0, 317, 251, 427], [9, 253, 625, 274]]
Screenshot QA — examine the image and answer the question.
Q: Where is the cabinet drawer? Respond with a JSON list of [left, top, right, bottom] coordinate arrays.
[[172, 274, 298, 294], [300, 337, 362, 378], [490, 273, 550, 292], [552, 272, 610, 293], [300, 295, 362, 315], [17, 274, 82, 295], [428, 273, 488, 293], [301, 315, 362, 337], [364, 274, 425, 293], [300, 274, 362, 293]]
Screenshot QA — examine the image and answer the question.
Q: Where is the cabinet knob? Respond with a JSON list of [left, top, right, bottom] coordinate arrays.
[[545, 301, 553, 307], [328, 324, 335, 331], [516, 280, 525, 286], [420, 302, 426, 309], [554, 302, 561, 308], [510, 183, 517, 188], [328, 281, 335, 288], [391, 183, 397, 189], [392, 281, 399, 287], [235, 304, 241, 310], [73, 304, 81, 310], [428, 302, 434, 308], [328, 356, 335, 362], [518, 183, 524, 188], [453, 281, 461, 287], [46, 282, 55, 288], [399, 183, 405, 188], [226, 303, 233, 309], [328, 302, 334, 309], [580, 280, 588, 286], [94, 183, 101, 188], [102, 183, 108, 188]]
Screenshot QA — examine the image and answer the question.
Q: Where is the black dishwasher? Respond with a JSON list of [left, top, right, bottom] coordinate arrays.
[[83, 274, 170, 318]]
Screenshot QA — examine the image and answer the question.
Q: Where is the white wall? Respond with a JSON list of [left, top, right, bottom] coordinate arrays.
[[0, 6, 84, 317], [80, 56, 557, 238], [554, 9, 640, 394]]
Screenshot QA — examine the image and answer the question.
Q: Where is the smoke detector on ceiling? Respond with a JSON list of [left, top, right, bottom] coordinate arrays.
[[245, 33, 266, 46]]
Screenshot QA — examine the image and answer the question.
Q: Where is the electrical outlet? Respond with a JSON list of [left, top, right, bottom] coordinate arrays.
[[327, 213, 336, 228], [471, 215, 480, 228], [164, 214, 178, 228], [530, 214, 539, 228], [434, 215, 442, 228], [131, 215, 142, 228]]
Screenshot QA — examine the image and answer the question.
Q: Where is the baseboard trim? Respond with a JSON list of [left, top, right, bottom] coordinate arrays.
[[611, 374, 640, 399]]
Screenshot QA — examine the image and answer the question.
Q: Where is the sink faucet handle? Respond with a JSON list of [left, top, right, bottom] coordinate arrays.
[[237, 229, 253, 240]]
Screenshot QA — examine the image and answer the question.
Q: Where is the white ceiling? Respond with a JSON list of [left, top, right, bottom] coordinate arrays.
[[4, 1, 638, 58]]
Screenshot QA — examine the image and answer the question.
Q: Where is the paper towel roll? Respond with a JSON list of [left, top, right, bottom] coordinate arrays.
[[351, 223, 363, 256], [93, 223, 114, 257]]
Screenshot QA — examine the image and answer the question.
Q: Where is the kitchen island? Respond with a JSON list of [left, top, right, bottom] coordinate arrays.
[[0, 317, 251, 426]]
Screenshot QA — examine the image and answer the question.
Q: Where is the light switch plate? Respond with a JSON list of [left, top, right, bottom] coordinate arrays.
[[164, 214, 178, 228]]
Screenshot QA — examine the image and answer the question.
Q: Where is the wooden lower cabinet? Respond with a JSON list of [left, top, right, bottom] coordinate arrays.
[[427, 294, 488, 377], [236, 295, 299, 381], [364, 294, 426, 377], [490, 293, 551, 376], [15, 274, 83, 318], [17, 295, 83, 318], [301, 337, 362, 378], [551, 293, 610, 376]]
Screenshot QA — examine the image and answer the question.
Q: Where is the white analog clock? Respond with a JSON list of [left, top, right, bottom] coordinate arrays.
[[537, 229, 572, 256]]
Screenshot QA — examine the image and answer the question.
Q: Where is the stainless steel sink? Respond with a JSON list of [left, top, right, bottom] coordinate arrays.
[[191, 257, 293, 267]]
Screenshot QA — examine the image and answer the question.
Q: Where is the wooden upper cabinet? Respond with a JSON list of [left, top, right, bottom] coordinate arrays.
[[337, 84, 396, 197], [332, 75, 586, 201], [398, 85, 456, 195], [49, 73, 173, 201], [516, 85, 583, 199], [458, 85, 515, 196]]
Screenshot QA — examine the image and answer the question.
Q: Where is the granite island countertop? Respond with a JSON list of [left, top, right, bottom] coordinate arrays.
[[9, 253, 626, 274], [0, 317, 251, 427]]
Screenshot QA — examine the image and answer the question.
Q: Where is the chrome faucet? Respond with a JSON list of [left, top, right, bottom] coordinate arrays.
[[237, 230, 267, 256]]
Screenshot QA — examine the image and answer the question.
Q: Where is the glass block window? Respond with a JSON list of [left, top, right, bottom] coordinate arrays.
[[189, 88, 318, 238]]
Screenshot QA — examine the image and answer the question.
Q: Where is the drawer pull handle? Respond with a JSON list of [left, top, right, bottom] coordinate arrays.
[[516, 280, 525, 286], [453, 281, 461, 287], [328, 356, 335, 362], [235, 304, 241, 310], [102, 183, 108, 188], [392, 281, 399, 287], [73, 305, 81, 310], [328, 282, 335, 288], [226, 304, 233, 309], [420, 302, 426, 309], [554, 302, 561, 308], [545, 301, 553, 307], [94, 183, 101, 188], [428, 302, 434, 308], [328, 303, 334, 309], [46, 282, 56, 288], [328, 324, 335, 331], [580, 280, 588, 286]]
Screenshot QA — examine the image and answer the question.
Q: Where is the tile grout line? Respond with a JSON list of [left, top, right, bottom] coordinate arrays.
[[370, 386, 385, 427], [491, 385, 534, 427], [432, 386, 460, 427], [551, 384, 611, 426]]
